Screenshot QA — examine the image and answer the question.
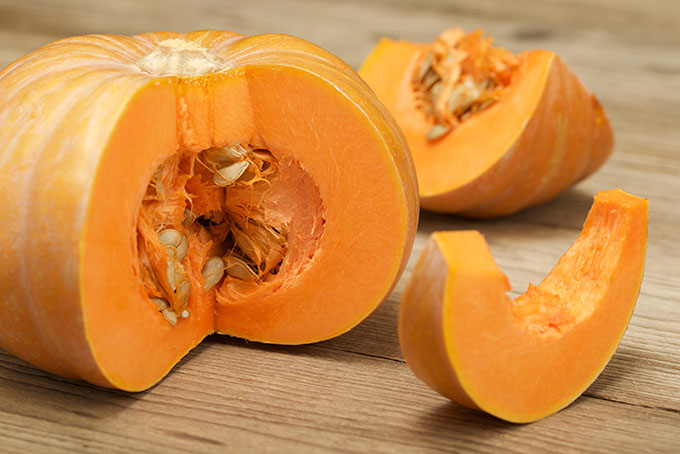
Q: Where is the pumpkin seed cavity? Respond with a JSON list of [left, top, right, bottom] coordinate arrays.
[[137, 144, 287, 325], [413, 27, 519, 140]]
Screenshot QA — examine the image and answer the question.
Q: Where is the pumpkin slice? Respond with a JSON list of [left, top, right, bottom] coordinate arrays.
[[399, 189, 647, 422], [359, 27, 614, 217], [0, 31, 418, 391]]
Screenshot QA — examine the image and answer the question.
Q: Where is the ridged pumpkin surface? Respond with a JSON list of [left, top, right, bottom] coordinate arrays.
[[0, 30, 418, 390]]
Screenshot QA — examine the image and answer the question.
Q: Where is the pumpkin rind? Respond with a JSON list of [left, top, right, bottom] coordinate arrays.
[[0, 30, 418, 390], [359, 34, 614, 218], [399, 189, 647, 422]]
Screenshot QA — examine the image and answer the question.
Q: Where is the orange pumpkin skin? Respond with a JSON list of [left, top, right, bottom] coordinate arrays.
[[399, 189, 647, 422], [0, 31, 418, 390], [359, 35, 614, 218]]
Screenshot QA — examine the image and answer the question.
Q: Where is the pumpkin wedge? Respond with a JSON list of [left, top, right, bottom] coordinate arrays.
[[0, 31, 418, 391], [399, 189, 647, 422], [359, 27, 614, 217]]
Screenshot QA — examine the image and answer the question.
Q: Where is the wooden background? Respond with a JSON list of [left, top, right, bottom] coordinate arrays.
[[0, 0, 678, 452]]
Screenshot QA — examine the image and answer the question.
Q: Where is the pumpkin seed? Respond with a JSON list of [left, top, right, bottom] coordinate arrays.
[[150, 297, 168, 311], [476, 98, 496, 112], [231, 224, 263, 265], [224, 256, 259, 281], [202, 256, 225, 290], [431, 81, 443, 102], [166, 259, 185, 291], [447, 76, 483, 115], [421, 70, 440, 91], [177, 236, 188, 260], [162, 308, 177, 326], [415, 54, 432, 82], [204, 146, 246, 165], [158, 229, 188, 260], [182, 209, 196, 227], [155, 180, 166, 200], [231, 221, 286, 271], [426, 124, 451, 141], [177, 280, 191, 306], [158, 229, 181, 247], [165, 259, 176, 290], [214, 161, 249, 187], [180, 309, 191, 319]]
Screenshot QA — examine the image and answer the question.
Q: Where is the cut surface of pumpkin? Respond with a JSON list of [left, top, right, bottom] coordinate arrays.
[[0, 31, 418, 391], [399, 189, 647, 422], [359, 27, 614, 217]]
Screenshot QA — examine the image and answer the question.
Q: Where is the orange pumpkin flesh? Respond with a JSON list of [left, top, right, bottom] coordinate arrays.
[[0, 31, 418, 390], [399, 189, 647, 422], [359, 28, 614, 217]]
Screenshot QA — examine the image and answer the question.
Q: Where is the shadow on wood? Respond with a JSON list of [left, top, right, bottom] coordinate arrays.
[[417, 186, 595, 235], [409, 399, 523, 447], [0, 350, 142, 421]]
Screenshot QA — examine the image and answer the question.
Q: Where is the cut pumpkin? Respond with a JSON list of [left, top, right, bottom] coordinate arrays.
[[359, 27, 614, 217], [0, 31, 418, 391], [399, 189, 647, 422]]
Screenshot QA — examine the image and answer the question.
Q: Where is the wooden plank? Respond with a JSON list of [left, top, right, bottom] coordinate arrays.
[[2, 342, 679, 454]]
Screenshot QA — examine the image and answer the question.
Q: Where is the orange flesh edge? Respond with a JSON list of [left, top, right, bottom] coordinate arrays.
[[359, 38, 614, 217], [360, 39, 547, 196], [81, 56, 412, 390], [399, 189, 648, 422], [214, 66, 410, 343]]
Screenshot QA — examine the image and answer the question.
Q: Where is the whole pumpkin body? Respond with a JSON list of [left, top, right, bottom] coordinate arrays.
[[0, 31, 418, 390]]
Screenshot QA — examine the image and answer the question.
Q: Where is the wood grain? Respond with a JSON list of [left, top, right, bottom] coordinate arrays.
[[1, 0, 679, 452]]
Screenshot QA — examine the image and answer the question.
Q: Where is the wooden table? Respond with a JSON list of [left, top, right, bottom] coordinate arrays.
[[1, 0, 678, 452]]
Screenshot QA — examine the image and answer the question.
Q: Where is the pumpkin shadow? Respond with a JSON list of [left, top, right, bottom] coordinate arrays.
[[0, 350, 142, 421], [408, 400, 523, 445], [417, 186, 595, 235], [201, 331, 405, 368], [202, 333, 320, 356], [503, 186, 595, 227]]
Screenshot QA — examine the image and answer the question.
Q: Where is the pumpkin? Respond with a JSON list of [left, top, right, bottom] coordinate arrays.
[[0, 30, 419, 391], [399, 189, 647, 422], [359, 27, 614, 217]]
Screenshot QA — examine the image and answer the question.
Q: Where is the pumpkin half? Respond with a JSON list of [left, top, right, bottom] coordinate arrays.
[[0, 30, 418, 391], [399, 189, 647, 422], [359, 27, 614, 217]]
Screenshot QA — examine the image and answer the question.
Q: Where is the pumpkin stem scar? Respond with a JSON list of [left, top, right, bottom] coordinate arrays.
[[136, 39, 228, 77]]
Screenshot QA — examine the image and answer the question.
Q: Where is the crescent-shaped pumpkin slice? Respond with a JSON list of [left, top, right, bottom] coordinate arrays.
[[399, 189, 647, 422], [0, 31, 418, 391], [359, 27, 614, 217]]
